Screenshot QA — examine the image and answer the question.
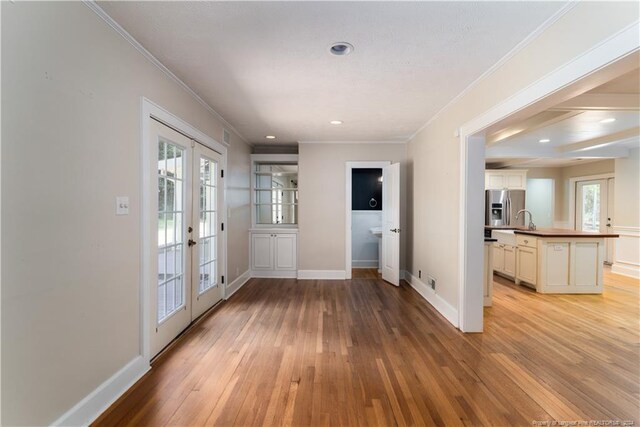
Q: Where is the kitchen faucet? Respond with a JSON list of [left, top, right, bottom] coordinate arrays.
[[516, 209, 536, 230]]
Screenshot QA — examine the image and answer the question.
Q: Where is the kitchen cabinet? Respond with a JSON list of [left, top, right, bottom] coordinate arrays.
[[485, 170, 527, 190], [250, 230, 297, 278], [516, 245, 537, 286], [492, 243, 516, 280], [484, 242, 493, 306]]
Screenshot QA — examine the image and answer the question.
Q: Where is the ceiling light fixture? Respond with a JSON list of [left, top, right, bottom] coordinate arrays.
[[330, 120, 343, 125], [600, 118, 616, 123], [265, 135, 276, 140], [329, 42, 354, 56], [539, 138, 551, 143]]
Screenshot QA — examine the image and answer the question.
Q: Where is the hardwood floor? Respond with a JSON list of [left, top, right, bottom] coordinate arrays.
[[94, 269, 639, 426]]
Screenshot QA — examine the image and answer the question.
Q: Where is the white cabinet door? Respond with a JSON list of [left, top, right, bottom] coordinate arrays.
[[486, 173, 505, 190], [492, 244, 504, 273], [251, 234, 273, 270], [503, 245, 516, 277], [274, 234, 297, 270], [505, 173, 526, 190], [516, 246, 537, 285]]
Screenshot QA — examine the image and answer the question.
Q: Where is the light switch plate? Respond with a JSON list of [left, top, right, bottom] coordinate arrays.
[[116, 196, 130, 215]]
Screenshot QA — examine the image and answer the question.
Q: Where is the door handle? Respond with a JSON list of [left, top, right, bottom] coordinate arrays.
[[188, 239, 197, 247], [390, 228, 401, 233]]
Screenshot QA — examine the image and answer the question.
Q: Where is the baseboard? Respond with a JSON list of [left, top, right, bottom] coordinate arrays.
[[297, 270, 347, 280], [51, 356, 150, 426], [611, 262, 640, 279], [251, 270, 297, 278], [404, 272, 459, 328], [225, 269, 251, 299], [352, 260, 379, 268]]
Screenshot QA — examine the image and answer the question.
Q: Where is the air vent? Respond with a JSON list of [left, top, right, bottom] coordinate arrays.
[[223, 129, 230, 144]]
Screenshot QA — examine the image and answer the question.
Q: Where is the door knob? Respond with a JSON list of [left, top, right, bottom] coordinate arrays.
[[188, 239, 197, 247], [390, 228, 401, 233]]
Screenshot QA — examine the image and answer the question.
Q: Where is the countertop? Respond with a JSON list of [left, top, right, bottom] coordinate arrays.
[[513, 228, 619, 238]]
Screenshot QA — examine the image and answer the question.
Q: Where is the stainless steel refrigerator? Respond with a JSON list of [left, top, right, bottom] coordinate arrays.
[[485, 189, 526, 226]]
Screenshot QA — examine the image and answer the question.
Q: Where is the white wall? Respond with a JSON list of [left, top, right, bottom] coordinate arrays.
[[351, 211, 382, 267], [526, 179, 554, 228], [298, 143, 406, 274], [613, 148, 640, 278], [407, 2, 639, 318], [1, 2, 251, 425]]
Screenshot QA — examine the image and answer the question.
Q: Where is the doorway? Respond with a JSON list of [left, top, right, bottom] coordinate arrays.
[[147, 116, 225, 358], [574, 176, 615, 264]]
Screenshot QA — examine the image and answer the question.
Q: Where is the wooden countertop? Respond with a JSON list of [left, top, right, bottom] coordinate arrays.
[[513, 228, 619, 238]]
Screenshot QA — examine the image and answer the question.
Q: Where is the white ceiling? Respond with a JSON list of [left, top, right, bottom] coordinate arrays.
[[98, 1, 568, 144], [486, 68, 640, 167]]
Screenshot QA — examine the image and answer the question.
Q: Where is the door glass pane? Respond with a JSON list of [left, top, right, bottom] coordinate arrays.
[[157, 139, 186, 323], [580, 183, 601, 232], [199, 157, 217, 294]]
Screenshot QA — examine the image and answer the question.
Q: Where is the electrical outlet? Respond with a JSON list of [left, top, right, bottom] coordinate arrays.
[[428, 276, 436, 290], [418, 270, 422, 279]]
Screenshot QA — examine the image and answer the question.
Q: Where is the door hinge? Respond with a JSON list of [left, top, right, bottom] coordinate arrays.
[[222, 275, 225, 284], [221, 222, 224, 231], [221, 169, 224, 178]]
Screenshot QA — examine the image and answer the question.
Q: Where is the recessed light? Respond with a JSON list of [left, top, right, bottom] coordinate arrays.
[[539, 138, 551, 143], [600, 118, 616, 123], [329, 42, 354, 56], [330, 120, 343, 125], [265, 135, 276, 140]]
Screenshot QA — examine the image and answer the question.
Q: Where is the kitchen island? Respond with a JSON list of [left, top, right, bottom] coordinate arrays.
[[489, 227, 618, 294]]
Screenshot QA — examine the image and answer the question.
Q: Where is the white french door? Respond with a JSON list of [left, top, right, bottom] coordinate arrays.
[[575, 177, 615, 264], [149, 119, 224, 357], [191, 143, 223, 319], [382, 163, 401, 286]]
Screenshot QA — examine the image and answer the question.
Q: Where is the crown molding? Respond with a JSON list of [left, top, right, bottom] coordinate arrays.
[[82, 0, 250, 146], [407, 0, 580, 143]]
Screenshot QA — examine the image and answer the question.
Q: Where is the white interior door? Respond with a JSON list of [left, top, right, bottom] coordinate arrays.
[[150, 120, 192, 357], [191, 144, 224, 320], [382, 163, 401, 286]]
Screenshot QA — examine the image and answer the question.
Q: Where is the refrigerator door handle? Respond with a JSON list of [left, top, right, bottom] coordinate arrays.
[[506, 197, 511, 226]]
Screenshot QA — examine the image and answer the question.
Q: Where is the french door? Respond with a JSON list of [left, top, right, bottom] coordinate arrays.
[[150, 119, 223, 357], [575, 177, 615, 264]]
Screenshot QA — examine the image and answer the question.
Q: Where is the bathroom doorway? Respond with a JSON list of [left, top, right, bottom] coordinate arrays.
[[345, 161, 390, 280]]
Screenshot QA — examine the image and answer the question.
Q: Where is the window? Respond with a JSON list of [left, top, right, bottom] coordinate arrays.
[[253, 161, 298, 225]]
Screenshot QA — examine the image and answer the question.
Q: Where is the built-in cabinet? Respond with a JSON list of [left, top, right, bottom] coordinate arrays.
[[483, 242, 493, 306], [492, 243, 516, 279], [250, 230, 298, 278], [485, 170, 527, 190], [515, 235, 537, 287]]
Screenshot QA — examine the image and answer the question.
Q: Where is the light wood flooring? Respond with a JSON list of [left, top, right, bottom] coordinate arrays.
[[94, 268, 639, 426]]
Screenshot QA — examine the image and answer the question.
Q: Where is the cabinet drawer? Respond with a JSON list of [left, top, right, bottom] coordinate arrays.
[[516, 235, 537, 249]]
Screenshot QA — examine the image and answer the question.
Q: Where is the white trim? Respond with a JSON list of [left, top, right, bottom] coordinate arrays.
[[51, 356, 149, 427], [352, 260, 379, 268], [225, 270, 251, 299], [297, 270, 347, 280], [611, 263, 640, 279], [407, 1, 579, 142], [141, 97, 228, 363], [82, 0, 247, 146], [613, 226, 640, 233], [345, 161, 391, 280], [299, 140, 406, 145], [404, 272, 459, 328], [252, 270, 298, 278], [457, 21, 640, 332]]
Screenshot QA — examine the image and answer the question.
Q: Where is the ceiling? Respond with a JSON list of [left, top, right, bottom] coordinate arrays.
[[98, 1, 568, 145], [486, 68, 640, 168]]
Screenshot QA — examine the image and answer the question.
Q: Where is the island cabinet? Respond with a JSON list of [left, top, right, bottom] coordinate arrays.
[[514, 230, 618, 294], [493, 243, 516, 279], [250, 229, 298, 278], [484, 241, 494, 306]]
